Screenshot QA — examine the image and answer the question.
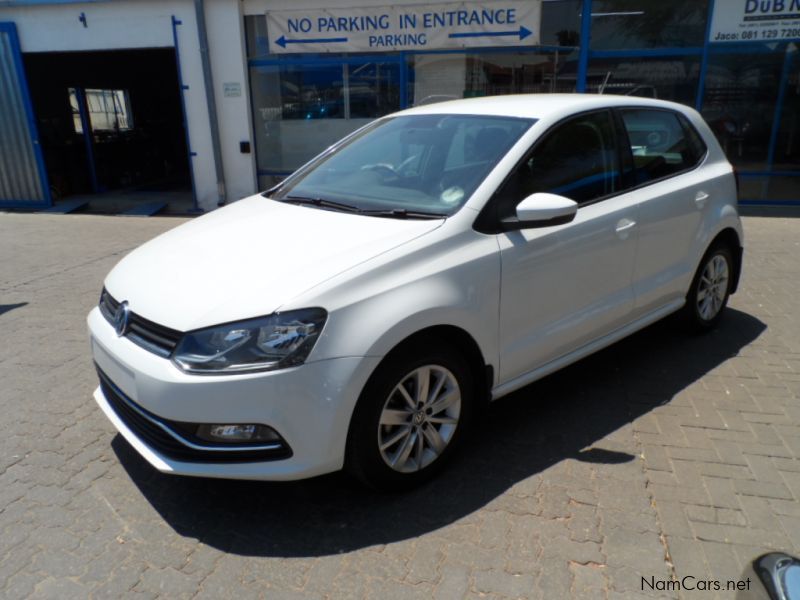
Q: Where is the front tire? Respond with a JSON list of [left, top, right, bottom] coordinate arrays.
[[682, 243, 734, 332], [346, 341, 475, 491]]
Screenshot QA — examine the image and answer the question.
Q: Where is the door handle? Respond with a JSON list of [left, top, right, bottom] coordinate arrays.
[[615, 218, 636, 240], [695, 191, 710, 208]]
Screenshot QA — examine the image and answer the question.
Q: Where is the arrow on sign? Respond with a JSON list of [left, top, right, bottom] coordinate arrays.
[[448, 26, 532, 41], [276, 35, 349, 48]]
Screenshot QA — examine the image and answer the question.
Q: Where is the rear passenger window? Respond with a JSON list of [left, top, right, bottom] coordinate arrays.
[[620, 109, 706, 185]]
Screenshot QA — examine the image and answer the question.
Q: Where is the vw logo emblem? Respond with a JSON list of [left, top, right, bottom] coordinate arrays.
[[114, 301, 130, 337]]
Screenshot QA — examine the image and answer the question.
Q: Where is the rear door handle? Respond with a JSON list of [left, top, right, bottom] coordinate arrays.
[[695, 191, 709, 208], [615, 218, 636, 240]]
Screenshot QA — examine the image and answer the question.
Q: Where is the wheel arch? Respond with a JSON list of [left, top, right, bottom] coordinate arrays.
[[367, 325, 494, 406], [343, 324, 493, 487]]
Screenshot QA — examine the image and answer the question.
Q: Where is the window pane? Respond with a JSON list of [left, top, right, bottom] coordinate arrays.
[[763, 176, 800, 201], [739, 175, 800, 202], [620, 109, 698, 183], [275, 114, 534, 215], [498, 110, 619, 209], [590, 0, 708, 50], [408, 50, 577, 106], [541, 0, 582, 47], [245, 15, 269, 58], [348, 62, 401, 118], [700, 46, 793, 171], [769, 49, 800, 173], [585, 55, 700, 104], [250, 62, 401, 173], [68, 88, 132, 134], [678, 114, 708, 165], [68, 88, 83, 134]]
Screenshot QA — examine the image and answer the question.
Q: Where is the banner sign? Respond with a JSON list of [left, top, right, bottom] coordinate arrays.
[[710, 0, 800, 42], [266, 1, 541, 53]]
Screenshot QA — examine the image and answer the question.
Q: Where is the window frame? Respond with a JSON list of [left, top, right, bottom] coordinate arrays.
[[474, 108, 626, 234], [474, 106, 711, 234], [613, 107, 709, 193]]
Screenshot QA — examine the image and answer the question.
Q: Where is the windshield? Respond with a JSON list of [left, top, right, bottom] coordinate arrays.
[[269, 114, 535, 216]]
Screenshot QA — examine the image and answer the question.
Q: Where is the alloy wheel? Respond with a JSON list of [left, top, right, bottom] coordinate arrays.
[[696, 254, 729, 321], [377, 365, 461, 473]]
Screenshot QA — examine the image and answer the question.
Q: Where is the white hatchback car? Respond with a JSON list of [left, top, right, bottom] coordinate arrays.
[[88, 94, 743, 490]]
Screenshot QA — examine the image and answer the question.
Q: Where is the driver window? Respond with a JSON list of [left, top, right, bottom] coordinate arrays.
[[495, 110, 620, 218]]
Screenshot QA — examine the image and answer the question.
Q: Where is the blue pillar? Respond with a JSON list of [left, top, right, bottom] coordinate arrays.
[[576, 0, 592, 93], [74, 88, 99, 194], [695, 0, 716, 111]]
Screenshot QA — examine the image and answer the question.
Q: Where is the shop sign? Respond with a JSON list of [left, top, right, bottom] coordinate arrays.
[[266, 1, 541, 53], [710, 0, 800, 42]]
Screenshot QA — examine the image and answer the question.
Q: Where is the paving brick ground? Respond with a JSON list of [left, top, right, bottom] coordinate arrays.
[[0, 211, 798, 599]]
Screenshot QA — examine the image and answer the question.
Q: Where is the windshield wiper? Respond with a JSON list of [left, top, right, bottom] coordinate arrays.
[[280, 195, 361, 213], [360, 208, 447, 220]]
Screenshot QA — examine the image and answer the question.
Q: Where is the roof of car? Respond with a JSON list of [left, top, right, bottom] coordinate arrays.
[[397, 94, 691, 121]]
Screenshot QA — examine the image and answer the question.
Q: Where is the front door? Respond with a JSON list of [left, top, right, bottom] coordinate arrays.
[[495, 110, 639, 384]]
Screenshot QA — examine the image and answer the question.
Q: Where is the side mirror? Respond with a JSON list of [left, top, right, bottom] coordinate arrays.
[[504, 193, 578, 230]]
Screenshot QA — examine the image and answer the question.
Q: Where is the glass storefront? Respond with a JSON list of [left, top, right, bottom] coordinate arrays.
[[250, 59, 401, 173], [246, 1, 800, 203], [588, 0, 709, 50]]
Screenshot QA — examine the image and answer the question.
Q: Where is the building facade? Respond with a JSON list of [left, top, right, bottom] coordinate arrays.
[[1, 0, 797, 212]]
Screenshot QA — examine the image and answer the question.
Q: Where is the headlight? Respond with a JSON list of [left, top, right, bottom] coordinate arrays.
[[172, 308, 327, 374]]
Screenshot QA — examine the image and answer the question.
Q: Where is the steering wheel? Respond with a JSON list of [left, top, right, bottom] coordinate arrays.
[[395, 154, 419, 175], [362, 163, 399, 179]]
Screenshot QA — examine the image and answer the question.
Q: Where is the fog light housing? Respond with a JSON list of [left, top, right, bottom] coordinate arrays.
[[195, 423, 281, 444]]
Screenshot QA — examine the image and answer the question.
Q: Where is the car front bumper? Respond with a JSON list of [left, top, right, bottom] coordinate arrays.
[[88, 307, 380, 480]]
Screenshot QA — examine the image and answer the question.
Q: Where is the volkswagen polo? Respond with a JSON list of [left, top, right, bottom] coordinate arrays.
[[88, 95, 743, 490]]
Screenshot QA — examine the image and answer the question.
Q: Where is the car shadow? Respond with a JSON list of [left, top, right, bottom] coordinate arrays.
[[0, 302, 27, 317], [112, 308, 765, 557]]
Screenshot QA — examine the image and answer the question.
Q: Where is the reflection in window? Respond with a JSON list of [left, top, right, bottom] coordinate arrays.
[[409, 51, 577, 106], [541, 0, 582, 47], [245, 14, 269, 58], [585, 56, 700, 104], [69, 88, 133, 134], [700, 47, 792, 170], [250, 62, 400, 172], [620, 109, 705, 184], [589, 0, 708, 50], [349, 62, 401, 118]]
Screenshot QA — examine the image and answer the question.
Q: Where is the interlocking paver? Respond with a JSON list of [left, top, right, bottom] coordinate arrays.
[[1, 212, 799, 598]]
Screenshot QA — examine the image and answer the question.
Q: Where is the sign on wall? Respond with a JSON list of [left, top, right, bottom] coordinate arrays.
[[710, 0, 800, 43], [223, 82, 242, 97], [266, 1, 541, 53]]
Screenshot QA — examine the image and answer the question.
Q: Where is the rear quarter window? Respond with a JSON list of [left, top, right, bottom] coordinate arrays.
[[620, 109, 706, 185]]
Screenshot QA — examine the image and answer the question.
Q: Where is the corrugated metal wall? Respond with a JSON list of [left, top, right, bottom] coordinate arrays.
[[0, 23, 48, 207]]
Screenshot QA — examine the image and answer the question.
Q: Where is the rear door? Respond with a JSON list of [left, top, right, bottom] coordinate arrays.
[[616, 108, 708, 316]]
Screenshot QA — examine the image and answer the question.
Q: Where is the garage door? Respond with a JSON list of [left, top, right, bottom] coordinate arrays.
[[0, 22, 50, 208]]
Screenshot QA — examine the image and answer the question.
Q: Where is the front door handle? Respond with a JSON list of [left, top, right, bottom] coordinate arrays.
[[695, 191, 710, 208], [615, 218, 636, 240]]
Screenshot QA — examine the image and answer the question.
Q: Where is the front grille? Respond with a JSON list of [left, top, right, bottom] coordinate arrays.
[[98, 288, 120, 321], [99, 289, 182, 358], [96, 366, 292, 463]]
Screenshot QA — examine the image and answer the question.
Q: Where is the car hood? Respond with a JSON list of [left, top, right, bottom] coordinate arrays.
[[104, 195, 444, 331]]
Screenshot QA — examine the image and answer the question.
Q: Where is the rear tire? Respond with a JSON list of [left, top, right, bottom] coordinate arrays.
[[345, 340, 475, 491], [681, 243, 734, 332]]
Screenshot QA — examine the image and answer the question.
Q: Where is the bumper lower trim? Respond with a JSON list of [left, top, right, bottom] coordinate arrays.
[[96, 365, 292, 463]]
